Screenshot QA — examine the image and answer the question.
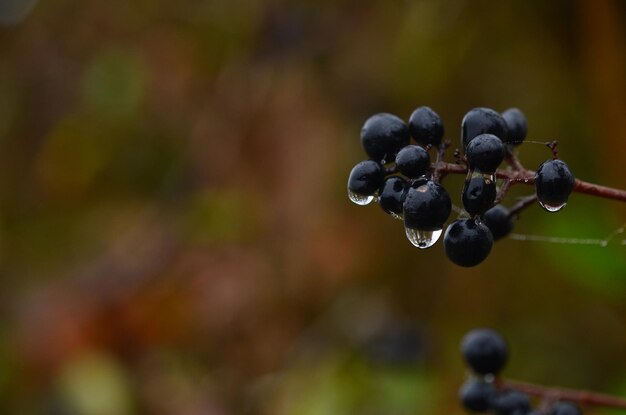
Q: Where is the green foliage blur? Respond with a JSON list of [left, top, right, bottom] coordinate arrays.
[[0, 0, 625, 414]]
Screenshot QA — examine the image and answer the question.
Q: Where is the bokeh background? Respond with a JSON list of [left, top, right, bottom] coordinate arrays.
[[0, 0, 625, 414]]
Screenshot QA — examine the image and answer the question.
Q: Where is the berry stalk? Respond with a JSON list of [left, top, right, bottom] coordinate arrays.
[[430, 161, 626, 203], [497, 378, 626, 410]]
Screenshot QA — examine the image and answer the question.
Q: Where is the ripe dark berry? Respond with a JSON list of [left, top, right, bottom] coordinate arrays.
[[378, 176, 408, 216], [408, 106, 444, 146], [502, 108, 527, 146], [396, 145, 431, 178], [534, 159, 575, 211], [483, 205, 514, 241], [465, 134, 505, 173], [492, 391, 531, 415], [347, 160, 384, 204], [462, 174, 497, 216], [460, 328, 508, 375], [444, 219, 493, 267], [361, 113, 410, 162], [403, 180, 451, 231], [461, 108, 508, 148], [550, 402, 581, 415], [459, 378, 497, 412]]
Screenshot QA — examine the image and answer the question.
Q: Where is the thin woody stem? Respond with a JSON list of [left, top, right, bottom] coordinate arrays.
[[505, 149, 525, 171], [494, 179, 513, 204], [430, 162, 626, 203], [508, 194, 538, 217], [497, 378, 626, 410]]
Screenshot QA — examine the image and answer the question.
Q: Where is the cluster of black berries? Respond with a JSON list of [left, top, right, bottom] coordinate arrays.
[[459, 328, 582, 415], [347, 106, 576, 267]]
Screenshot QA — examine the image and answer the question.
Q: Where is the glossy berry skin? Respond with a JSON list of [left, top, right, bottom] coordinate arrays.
[[461, 108, 508, 148], [378, 176, 408, 215], [347, 160, 384, 196], [535, 159, 575, 207], [502, 108, 527, 146], [408, 106, 444, 146], [465, 134, 505, 173], [396, 145, 431, 178], [492, 391, 531, 415], [462, 174, 497, 216], [444, 220, 493, 267], [483, 205, 514, 241], [403, 180, 451, 231], [459, 378, 496, 412], [461, 328, 508, 375], [550, 402, 581, 415], [361, 113, 410, 162]]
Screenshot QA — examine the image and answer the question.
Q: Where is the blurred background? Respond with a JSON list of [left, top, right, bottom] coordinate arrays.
[[0, 0, 625, 414]]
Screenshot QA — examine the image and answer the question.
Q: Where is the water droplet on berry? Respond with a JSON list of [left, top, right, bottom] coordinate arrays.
[[390, 212, 403, 221], [348, 189, 374, 205], [481, 172, 496, 185], [405, 227, 442, 249], [539, 200, 566, 212]]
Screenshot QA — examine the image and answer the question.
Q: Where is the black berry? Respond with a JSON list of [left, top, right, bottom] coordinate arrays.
[[378, 176, 408, 216], [502, 108, 528, 146], [403, 179, 452, 231], [396, 145, 431, 178], [459, 378, 497, 412], [460, 328, 508, 375], [483, 205, 514, 241], [465, 134, 505, 173], [409, 106, 444, 146], [444, 219, 493, 267], [348, 160, 384, 198], [462, 174, 497, 216], [492, 391, 531, 415], [461, 108, 508, 148], [361, 113, 410, 162], [534, 159, 575, 211], [550, 402, 581, 415]]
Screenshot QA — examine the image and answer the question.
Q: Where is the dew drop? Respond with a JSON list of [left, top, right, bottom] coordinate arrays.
[[405, 227, 442, 249], [539, 200, 566, 212], [348, 189, 374, 205], [390, 212, 404, 221], [481, 172, 496, 185]]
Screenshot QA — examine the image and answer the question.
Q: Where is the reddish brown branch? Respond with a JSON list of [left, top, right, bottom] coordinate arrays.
[[429, 162, 626, 203], [498, 378, 626, 410], [494, 180, 513, 204], [508, 195, 538, 217], [505, 149, 526, 171], [573, 179, 626, 202]]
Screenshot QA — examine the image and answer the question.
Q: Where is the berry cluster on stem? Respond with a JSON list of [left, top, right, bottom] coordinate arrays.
[[347, 106, 626, 267], [459, 328, 626, 415]]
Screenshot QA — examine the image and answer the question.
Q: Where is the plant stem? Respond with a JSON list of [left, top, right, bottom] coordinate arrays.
[[508, 195, 538, 217], [431, 162, 626, 203], [498, 378, 626, 409]]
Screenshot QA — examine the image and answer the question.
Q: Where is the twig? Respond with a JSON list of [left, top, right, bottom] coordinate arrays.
[[494, 180, 513, 204], [505, 149, 526, 171], [508, 194, 538, 217], [425, 162, 626, 203], [498, 378, 626, 410]]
